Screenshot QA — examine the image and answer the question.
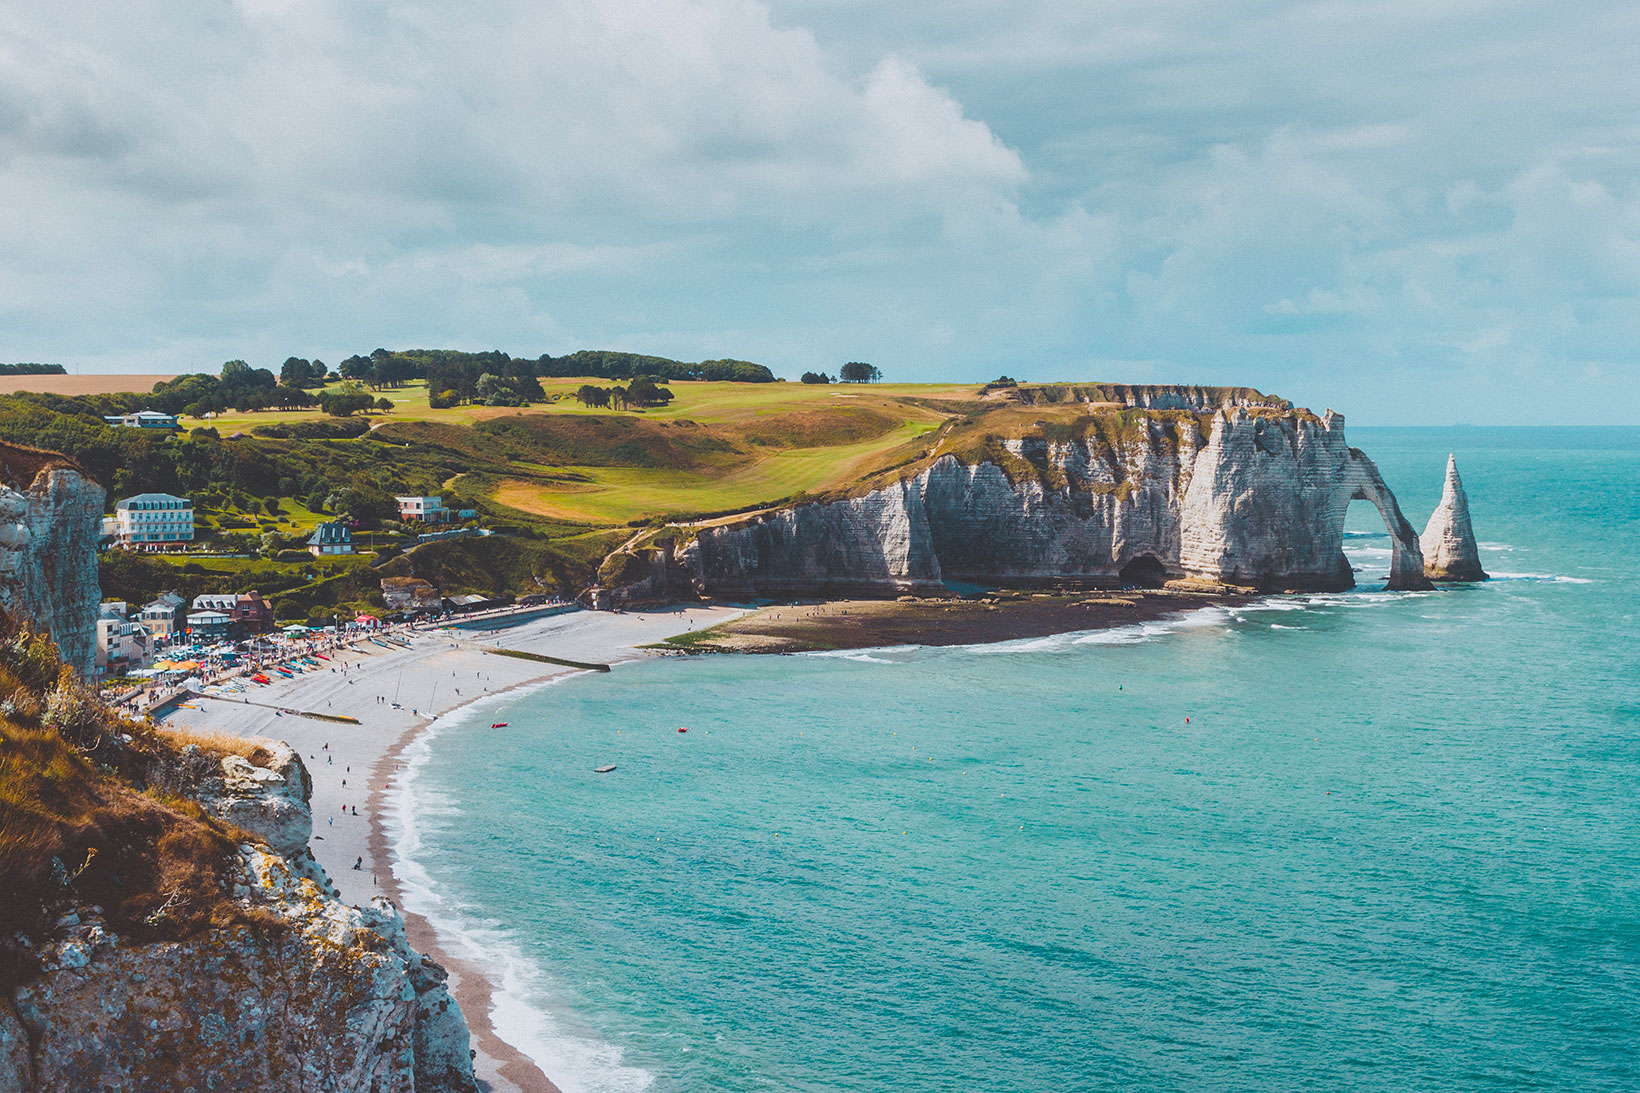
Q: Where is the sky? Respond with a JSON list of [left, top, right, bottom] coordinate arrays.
[[2, 0, 1638, 423]]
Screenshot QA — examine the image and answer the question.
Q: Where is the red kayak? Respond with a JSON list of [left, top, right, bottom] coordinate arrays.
[[491, 722, 508, 728], [677, 726, 688, 733]]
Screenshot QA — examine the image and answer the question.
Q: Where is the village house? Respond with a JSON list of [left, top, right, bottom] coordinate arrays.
[[95, 602, 151, 677], [307, 522, 354, 555], [139, 592, 188, 642], [190, 591, 274, 637], [395, 495, 478, 524]]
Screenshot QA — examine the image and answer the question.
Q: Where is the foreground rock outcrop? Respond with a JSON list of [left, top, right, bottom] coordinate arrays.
[[602, 390, 1434, 601], [1421, 454, 1487, 582], [1, 738, 478, 1093], [0, 443, 103, 676]]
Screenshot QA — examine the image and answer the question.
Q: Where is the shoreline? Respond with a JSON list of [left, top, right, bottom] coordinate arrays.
[[159, 590, 1246, 1092], [160, 604, 744, 1093], [369, 682, 566, 1093], [657, 587, 1247, 655]]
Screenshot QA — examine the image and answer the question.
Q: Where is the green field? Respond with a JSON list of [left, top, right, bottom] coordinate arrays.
[[7, 370, 1053, 609], [196, 377, 980, 527]]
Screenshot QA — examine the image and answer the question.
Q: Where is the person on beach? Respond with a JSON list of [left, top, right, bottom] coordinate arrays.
[[353, 856, 362, 870]]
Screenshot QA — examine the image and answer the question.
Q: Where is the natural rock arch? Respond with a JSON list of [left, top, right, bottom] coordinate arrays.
[[1340, 449, 1432, 591]]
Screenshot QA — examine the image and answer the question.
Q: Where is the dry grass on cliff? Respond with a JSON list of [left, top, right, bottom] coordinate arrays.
[[0, 622, 252, 987], [156, 726, 271, 763]]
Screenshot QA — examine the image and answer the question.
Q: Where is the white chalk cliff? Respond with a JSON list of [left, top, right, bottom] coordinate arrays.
[[1420, 454, 1487, 582], [612, 394, 1434, 599], [0, 444, 104, 677], [0, 742, 479, 1093]]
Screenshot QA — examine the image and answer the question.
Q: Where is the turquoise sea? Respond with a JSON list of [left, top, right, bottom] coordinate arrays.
[[391, 427, 1640, 1093]]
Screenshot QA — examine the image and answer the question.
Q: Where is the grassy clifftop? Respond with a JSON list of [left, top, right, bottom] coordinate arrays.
[[4, 375, 1304, 609], [0, 616, 272, 985]]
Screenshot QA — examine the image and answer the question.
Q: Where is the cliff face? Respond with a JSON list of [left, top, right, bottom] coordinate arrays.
[[1, 741, 478, 1093], [630, 398, 1432, 599], [1421, 454, 1487, 581], [0, 446, 103, 677]]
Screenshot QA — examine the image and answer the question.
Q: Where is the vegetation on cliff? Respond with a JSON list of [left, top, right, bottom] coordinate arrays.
[[0, 362, 1311, 610], [0, 615, 274, 986]]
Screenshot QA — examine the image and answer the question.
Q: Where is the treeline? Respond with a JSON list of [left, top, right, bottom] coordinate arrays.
[[333, 348, 774, 403], [0, 363, 66, 376]]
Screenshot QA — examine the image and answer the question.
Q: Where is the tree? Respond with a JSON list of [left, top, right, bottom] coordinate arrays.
[[429, 388, 460, 409], [800, 371, 832, 385], [375, 397, 394, 412], [839, 361, 880, 383], [338, 355, 372, 380], [625, 376, 673, 407], [280, 357, 312, 387], [319, 391, 375, 417]]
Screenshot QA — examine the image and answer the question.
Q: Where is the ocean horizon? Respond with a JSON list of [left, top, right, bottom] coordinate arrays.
[[392, 425, 1640, 1092]]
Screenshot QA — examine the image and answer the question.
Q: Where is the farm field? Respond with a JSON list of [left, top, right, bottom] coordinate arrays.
[[0, 373, 177, 396], [489, 416, 943, 524], [196, 377, 983, 527]]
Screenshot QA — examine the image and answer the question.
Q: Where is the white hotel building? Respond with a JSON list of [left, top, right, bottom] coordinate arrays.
[[110, 493, 194, 549]]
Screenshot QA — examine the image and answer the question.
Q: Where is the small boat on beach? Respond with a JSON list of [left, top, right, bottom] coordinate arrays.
[[593, 764, 616, 773]]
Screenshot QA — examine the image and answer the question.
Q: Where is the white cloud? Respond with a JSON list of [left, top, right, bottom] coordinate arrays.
[[1, 0, 1638, 422]]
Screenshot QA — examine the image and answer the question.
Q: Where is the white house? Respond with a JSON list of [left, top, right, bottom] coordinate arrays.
[[103, 410, 179, 429], [111, 493, 194, 548], [396, 496, 477, 524]]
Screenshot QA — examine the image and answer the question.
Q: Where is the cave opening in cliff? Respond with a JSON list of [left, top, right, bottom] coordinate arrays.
[[1118, 554, 1169, 589]]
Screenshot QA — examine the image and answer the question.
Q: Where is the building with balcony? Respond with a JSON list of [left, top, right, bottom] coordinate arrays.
[[396, 496, 478, 524], [111, 493, 194, 548]]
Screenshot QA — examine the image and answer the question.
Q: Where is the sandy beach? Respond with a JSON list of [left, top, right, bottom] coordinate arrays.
[[160, 603, 743, 1093]]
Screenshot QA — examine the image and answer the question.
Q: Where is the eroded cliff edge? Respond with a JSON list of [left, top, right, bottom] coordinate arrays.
[[0, 443, 103, 677], [0, 666, 480, 1093], [598, 388, 1433, 602], [0, 433, 480, 1091]]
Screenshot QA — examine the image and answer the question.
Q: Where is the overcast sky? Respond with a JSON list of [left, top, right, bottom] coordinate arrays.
[[3, 0, 1637, 422]]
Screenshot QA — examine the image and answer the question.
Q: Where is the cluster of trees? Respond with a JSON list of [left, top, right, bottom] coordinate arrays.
[[0, 393, 429, 523], [540, 351, 774, 383], [278, 357, 329, 388], [573, 376, 674, 410], [802, 362, 881, 385], [145, 360, 326, 416], [330, 347, 774, 401], [0, 363, 66, 376], [319, 386, 392, 417]]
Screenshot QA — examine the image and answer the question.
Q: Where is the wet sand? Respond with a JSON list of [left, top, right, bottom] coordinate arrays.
[[660, 588, 1244, 654]]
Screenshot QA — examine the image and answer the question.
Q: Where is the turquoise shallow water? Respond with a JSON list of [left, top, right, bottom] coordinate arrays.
[[394, 427, 1640, 1093]]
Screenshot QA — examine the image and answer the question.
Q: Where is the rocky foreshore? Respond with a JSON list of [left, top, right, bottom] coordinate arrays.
[[1, 735, 479, 1093]]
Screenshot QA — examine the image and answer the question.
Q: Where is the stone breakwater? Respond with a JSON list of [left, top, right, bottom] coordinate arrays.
[[0, 741, 479, 1093], [604, 404, 1435, 602], [0, 444, 104, 677]]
